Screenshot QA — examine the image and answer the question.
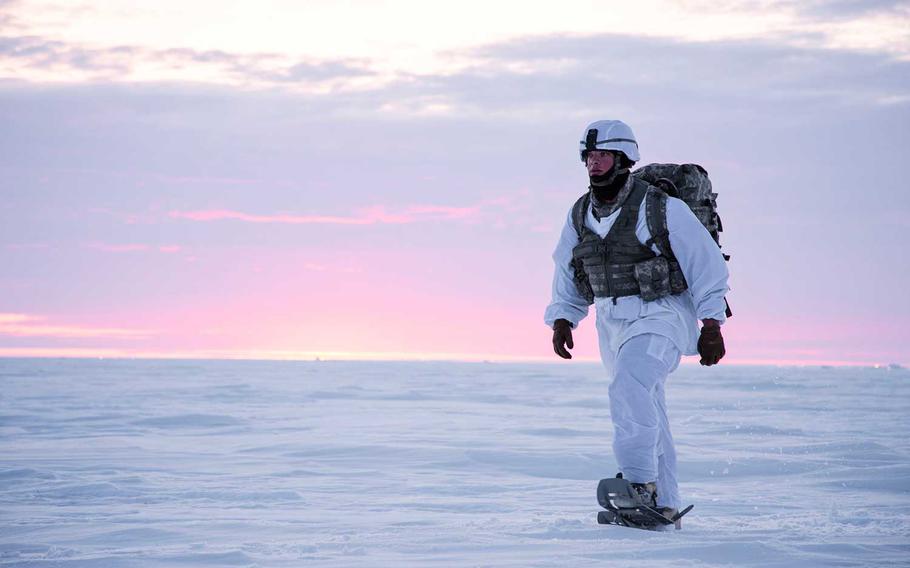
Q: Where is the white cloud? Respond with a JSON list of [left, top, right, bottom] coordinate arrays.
[[2, 0, 907, 87]]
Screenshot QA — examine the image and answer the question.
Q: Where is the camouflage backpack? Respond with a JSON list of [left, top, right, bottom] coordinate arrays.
[[632, 163, 732, 317], [633, 164, 726, 256]]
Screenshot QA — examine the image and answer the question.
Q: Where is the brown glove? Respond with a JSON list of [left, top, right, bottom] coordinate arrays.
[[698, 320, 725, 366], [552, 319, 574, 360]]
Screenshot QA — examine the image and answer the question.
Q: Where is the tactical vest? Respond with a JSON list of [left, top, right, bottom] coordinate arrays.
[[570, 178, 688, 304]]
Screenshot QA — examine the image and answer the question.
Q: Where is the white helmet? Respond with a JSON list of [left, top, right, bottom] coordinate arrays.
[[579, 119, 640, 163]]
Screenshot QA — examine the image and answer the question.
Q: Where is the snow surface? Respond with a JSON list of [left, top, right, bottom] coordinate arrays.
[[1, 358, 908, 567]]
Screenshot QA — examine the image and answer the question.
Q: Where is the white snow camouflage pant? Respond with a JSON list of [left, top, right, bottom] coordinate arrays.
[[600, 333, 682, 510]]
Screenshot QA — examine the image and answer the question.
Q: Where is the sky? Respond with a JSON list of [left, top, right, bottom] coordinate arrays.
[[1, 0, 909, 365]]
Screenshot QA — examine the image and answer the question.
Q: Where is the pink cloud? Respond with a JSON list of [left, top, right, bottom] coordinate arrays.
[[86, 243, 150, 252], [155, 174, 264, 186], [0, 312, 154, 339], [169, 209, 374, 225], [398, 205, 479, 219], [84, 242, 181, 253], [0, 347, 130, 358], [88, 207, 152, 225], [168, 203, 482, 225]]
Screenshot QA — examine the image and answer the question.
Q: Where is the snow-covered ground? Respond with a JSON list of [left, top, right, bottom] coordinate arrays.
[[1, 358, 908, 567]]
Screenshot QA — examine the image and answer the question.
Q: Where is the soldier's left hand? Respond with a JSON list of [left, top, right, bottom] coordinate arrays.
[[697, 322, 725, 366], [552, 319, 575, 360]]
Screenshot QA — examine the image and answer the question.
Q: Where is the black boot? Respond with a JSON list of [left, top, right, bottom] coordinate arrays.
[[630, 481, 658, 508]]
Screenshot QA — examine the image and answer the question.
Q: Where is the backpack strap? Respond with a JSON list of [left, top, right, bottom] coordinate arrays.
[[644, 186, 675, 259]]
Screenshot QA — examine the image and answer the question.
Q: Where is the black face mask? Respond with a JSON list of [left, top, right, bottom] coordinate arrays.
[[589, 154, 630, 202], [591, 171, 629, 203]]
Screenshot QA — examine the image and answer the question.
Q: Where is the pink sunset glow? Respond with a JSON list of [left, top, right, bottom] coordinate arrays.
[[168, 204, 481, 225], [1, 1, 908, 367]]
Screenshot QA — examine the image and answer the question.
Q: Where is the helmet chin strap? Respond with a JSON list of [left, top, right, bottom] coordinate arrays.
[[590, 165, 630, 189]]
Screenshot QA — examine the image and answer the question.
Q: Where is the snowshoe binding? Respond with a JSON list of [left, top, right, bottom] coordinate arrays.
[[596, 473, 693, 530]]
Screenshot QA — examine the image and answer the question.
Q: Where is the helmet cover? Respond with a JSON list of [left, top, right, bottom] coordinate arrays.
[[579, 119, 640, 163]]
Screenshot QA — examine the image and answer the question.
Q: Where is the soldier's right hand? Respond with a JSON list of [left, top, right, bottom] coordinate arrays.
[[552, 319, 574, 359]]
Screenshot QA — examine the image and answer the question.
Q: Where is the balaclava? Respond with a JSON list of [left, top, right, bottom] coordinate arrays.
[[589, 151, 633, 220]]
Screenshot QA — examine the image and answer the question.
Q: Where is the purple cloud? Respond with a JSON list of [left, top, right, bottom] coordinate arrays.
[[0, 34, 374, 83]]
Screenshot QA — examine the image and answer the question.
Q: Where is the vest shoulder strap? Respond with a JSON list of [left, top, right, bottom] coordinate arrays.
[[570, 192, 590, 240], [572, 180, 650, 243], [604, 178, 649, 243], [644, 186, 674, 259]]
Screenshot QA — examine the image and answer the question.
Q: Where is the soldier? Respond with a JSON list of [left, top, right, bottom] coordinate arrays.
[[544, 119, 730, 523]]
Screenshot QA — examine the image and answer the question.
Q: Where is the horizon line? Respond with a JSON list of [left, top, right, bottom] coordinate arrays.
[[0, 350, 904, 369]]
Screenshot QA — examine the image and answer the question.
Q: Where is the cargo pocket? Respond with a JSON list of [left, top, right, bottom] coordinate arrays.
[[633, 256, 671, 302], [668, 260, 688, 294]]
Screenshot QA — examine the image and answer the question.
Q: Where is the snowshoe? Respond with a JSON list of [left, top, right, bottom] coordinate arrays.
[[596, 473, 693, 531]]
